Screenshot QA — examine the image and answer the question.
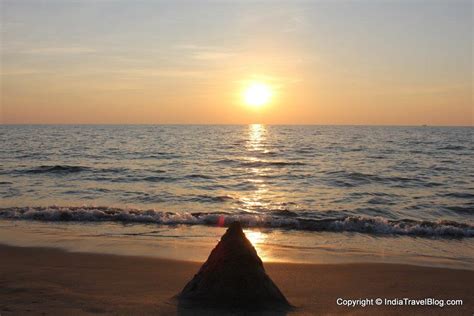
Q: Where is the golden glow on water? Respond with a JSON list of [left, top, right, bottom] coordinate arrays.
[[239, 124, 272, 261], [239, 124, 270, 213], [244, 229, 266, 245], [243, 229, 271, 261], [247, 123, 266, 151]]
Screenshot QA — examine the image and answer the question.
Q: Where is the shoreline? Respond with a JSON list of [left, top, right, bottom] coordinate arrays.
[[1, 219, 473, 271], [0, 244, 472, 315]]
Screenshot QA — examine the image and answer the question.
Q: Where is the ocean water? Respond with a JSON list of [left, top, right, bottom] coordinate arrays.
[[1, 125, 473, 267]]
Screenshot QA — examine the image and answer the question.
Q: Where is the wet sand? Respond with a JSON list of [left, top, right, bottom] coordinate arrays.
[[0, 244, 472, 315]]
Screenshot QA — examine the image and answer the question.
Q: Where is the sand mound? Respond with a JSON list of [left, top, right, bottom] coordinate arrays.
[[178, 222, 290, 308]]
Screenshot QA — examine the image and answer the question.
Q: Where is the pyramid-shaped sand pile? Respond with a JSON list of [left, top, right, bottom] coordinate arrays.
[[178, 221, 290, 308]]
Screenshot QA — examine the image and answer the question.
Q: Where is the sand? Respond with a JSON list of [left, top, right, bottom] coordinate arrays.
[[0, 244, 472, 315]]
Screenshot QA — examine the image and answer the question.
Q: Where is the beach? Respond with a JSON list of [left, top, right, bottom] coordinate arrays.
[[1, 244, 472, 315], [2, 0, 472, 314]]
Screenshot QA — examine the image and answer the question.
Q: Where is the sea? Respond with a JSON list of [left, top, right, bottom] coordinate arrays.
[[1, 125, 473, 269]]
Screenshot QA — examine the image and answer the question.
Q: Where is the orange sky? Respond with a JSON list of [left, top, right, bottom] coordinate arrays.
[[1, 0, 472, 125]]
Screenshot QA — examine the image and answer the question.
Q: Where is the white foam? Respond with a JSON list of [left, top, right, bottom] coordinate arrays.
[[0, 206, 472, 237]]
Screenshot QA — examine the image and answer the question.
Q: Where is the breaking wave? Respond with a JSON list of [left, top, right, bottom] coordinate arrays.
[[0, 206, 472, 238]]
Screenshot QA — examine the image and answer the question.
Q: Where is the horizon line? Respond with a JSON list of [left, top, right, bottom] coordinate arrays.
[[1, 123, 473, 127]]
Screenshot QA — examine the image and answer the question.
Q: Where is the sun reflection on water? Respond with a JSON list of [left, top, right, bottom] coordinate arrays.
[[239, 124, 273, 261], [238, 124, 270, 213], [246, 123, 266, 152], [243, 229, 270, 261], [244, 229, 266, 245]]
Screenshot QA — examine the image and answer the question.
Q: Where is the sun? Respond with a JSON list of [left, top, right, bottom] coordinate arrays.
[[243, 82, 272, 107]]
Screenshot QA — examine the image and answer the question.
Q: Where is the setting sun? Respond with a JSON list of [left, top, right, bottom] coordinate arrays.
[[243, 83, 272, 107]]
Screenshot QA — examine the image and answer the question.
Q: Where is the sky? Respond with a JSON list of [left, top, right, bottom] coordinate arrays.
[[0, 0, 472, 125]]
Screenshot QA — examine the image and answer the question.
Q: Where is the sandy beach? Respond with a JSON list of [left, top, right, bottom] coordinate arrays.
[[0, 244, 472, 315]]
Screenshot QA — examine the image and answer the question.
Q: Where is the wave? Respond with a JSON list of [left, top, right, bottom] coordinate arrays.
[[139, 153, 181, 159], [325, 170, 445, 188], [445, 205, 474, 214], [216, 158, 305, 168], [188, 195, 234, 203], [442, 192, 474, 199], [438, 145, 466, 151], [184, 174, 213, 180], [0, 206, 472, 238], [24, 165, 89, 174], [142, 176, 176, 183], [241, 160, 306, 168], [20, 165, 131, 175]]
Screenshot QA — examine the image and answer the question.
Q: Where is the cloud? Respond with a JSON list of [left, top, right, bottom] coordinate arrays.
[[22, 47, 97, 55], [234, 74, 302, 90], [175, 43, 236, 61], [0, 68, 48, 76], [192, 51, 235, 60], [110, 68, 207, 78], [175, 44, 217, 51]]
